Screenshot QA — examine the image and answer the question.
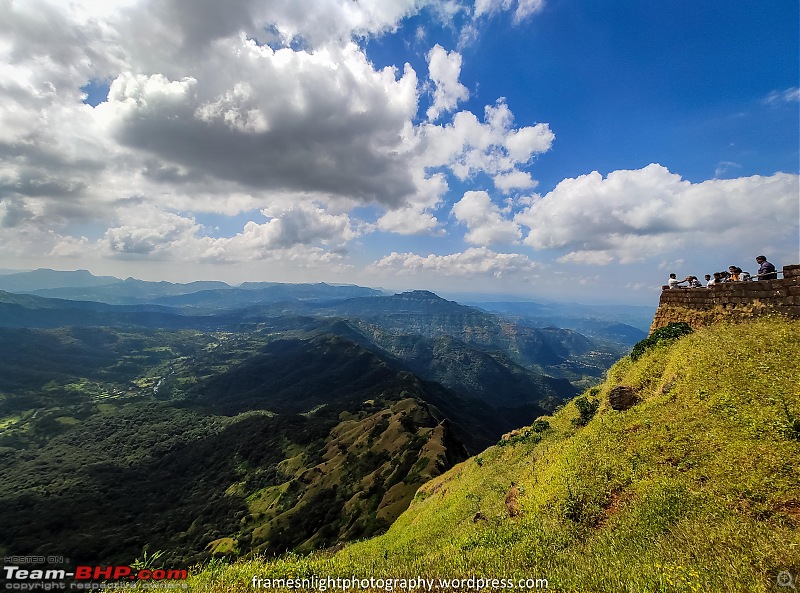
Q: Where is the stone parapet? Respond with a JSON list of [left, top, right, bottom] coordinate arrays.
[[784, 264, 800, 279], [649, 264, 800, 334]]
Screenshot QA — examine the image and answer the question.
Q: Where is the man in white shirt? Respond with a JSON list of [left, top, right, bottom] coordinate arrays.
[[668, 273, 688, 289]]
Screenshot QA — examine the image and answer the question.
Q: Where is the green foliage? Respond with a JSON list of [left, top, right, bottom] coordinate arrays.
[[630, 321, 693, 361], [497, 430, 542, 447], [571, 395, 600, 427], [780, 400, 800, 441], [131, 549, 165, 571], [530, 419, 550, 432], [0, 325, 477, 567]]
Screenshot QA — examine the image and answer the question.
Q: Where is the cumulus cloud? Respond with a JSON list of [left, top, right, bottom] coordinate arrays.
[[102, 209, 202, 257], [232, 204, 358, 251], [493, 170, 537, 192], [96, 43, 421, 207], [371, 247, 539, 278], [377, 207, 442, 235], [0, 0, 553, 245], [452, 191, 521, 244], [0, 0, 555, 280], [94, 203, 360, 264], [0, 198, 35, 229], [421, 99, 554, 179], [517, 164, 800, 263], [426, 45, 469, 120]]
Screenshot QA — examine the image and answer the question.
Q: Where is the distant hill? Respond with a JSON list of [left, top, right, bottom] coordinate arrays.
[[30, 278, 232, 304], [304, 290, 624, 387], [0, 290, 222, 330], [0, 288, 625, 388], [0, 268, 122, 292], [464, 299, 656, 333], [311, 319, 576, 409], [189, 330, 561, 452], [0, 268, 386, 306], [467, 299, 655, 343], [193, 317, 800, 592], [151, 282, 385, 308]]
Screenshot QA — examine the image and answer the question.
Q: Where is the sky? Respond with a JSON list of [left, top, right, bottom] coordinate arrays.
[[1, 0, 798, 304]]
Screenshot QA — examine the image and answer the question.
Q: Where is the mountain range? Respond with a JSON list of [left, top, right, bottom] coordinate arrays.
[[0, 268, 643, 565]]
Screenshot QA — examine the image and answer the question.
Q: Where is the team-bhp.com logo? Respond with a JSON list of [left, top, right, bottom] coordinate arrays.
[[4, 563, 188, 589]]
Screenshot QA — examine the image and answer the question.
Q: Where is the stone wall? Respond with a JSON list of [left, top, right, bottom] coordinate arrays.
[[649, 264, 800, 334]]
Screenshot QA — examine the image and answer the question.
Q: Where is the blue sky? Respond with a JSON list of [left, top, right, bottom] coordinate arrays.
[[367, 1, 799, 182], [0, 0, 797, 303]]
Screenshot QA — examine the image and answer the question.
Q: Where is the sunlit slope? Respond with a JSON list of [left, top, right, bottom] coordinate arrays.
[[192, 318, 800, 592]]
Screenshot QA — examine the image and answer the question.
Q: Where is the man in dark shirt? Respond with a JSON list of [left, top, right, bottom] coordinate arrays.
[[755, 255, 777, 280]]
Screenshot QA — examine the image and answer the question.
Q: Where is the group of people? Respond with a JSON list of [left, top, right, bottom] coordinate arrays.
[[668, 255, 778, 289]]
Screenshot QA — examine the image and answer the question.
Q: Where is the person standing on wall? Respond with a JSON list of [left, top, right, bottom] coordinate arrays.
[[668, 273, 689, 288], [754, 256, 778, 280]]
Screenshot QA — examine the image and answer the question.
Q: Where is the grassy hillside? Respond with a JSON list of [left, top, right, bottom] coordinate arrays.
[[190, 318, 800, 592]]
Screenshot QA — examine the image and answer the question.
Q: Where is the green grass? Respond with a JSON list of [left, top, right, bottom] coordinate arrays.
[[189, 318, 800, 592]]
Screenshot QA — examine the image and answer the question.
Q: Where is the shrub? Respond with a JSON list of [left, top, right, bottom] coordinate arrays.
[[498, 431, 542, 447], [630, 322, 693, 361], [571, 396, 599, 427], [531, 419, 551, 433]]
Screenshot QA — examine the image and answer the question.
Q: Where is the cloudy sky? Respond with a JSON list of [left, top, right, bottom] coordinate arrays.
[[1, 0, 798, 303]]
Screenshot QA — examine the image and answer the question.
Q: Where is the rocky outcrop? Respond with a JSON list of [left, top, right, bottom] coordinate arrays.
[[608, 385, 639, 411]]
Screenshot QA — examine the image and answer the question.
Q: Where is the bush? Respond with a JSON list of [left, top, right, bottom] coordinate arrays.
[[531, 419, 551, 433], [630, 322, 693, 361], [571, 396, 599, 427]]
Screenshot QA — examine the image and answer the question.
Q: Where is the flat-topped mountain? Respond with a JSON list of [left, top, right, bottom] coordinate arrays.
[[0, 268, 123, 292], [0, 268, 385, 305]]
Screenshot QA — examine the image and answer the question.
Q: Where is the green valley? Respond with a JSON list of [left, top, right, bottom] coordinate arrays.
[[0, 292, 591, 566], [189, 318, 800, 592]]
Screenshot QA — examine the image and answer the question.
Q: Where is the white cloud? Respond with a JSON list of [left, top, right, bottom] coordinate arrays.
[[556, 251, 614, 266], [714, 161, 741, 178], [0, 0, 555, 271], [377, 207, 441, 235], [101, 209, 203, 257], [420, 99, 554, 180], [96, 43, 421, 207], [513, 0, 545, 22], [236, 203, 358, 250], [472, 0, 543, 23], [371, 246, 539, 278], [473, 0, 511, 18], [516, 164, 800, 264], [94, 203, 360, 262], [452, 191, 521, 244], [376, 170, 448, 234], [763, 87, 800, 105], [426, 44, 469, 120], [493, 170, 536, 192]]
